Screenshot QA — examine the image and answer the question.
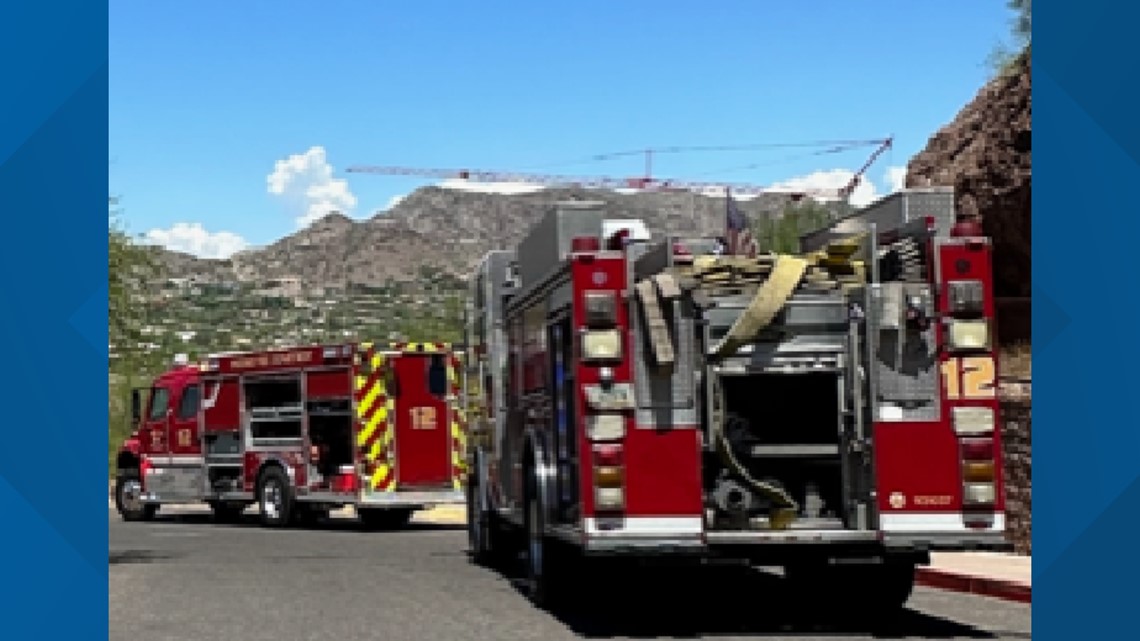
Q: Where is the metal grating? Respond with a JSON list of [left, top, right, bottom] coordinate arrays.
[[865, 283, 940, 421]]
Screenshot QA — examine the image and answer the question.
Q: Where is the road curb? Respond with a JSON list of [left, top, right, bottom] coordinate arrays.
[[916, 567, 1031, 604]]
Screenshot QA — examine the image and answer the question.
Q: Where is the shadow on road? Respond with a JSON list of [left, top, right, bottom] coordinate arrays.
[[130, 512, 464, 533], [484, 559, 1003, 639], [109, 550, 180, 565]]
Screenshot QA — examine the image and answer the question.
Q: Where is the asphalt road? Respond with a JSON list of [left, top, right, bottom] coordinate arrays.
[[109, 509, 1032, 641]]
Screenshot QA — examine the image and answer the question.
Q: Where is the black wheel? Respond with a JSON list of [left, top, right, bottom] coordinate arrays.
[[359, 508, 413, 531], [210, 502, 245, 524], [257, 467, 293, 528], [522, 477, 567, 609], [860, 560, 916, 613], [115, 470, 157, 522], [467, 472, 494, 564]]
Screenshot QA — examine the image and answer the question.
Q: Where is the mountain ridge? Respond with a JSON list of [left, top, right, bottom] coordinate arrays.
[[156, 186, 845, 289]]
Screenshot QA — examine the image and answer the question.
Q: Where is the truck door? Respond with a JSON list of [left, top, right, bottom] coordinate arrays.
[[392, 353, 453, 487], [169, 383, 201, 457], [141, 385, 172, 457]]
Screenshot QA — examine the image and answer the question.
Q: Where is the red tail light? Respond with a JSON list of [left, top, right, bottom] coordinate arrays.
[[960, 438, 994, 460], [593, 443, 623, 467]]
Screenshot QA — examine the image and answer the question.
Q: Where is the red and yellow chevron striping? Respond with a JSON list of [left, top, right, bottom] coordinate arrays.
[[355, 342, 396, 492], [447, 352, 468, 489]]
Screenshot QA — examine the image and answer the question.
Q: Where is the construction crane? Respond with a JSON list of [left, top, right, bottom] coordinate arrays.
[[345, 164, 832, 198], [838, 137, 893, 200], [345, 137, 893, 203]]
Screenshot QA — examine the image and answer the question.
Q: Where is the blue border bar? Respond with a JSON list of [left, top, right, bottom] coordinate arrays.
[[1037, 0, 1140, 637], [1, 2, 109, 636]]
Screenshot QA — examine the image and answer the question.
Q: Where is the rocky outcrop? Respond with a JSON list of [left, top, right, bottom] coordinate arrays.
[[906, 51, 1031, 313], [1001, 383, 1032, 555], [907, 51, 1032, 554]]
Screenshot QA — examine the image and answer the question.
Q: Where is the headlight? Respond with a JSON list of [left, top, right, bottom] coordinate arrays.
[[595, 487, 625, 509], [587, 414, 625, 441], [947, 280, 985, 315], [582, 329, 622, 361], [962, 482, 995, 506], [947, 319, 989, 351], [952, 406, 994, 435]]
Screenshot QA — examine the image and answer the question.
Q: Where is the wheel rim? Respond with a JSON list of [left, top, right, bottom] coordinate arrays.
[[528, 497, 542, 583], [262, 480, 282, 520], [120, 479, 143, 513]]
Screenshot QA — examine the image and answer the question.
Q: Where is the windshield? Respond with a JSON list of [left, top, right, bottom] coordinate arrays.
[[147, 386, 170, 421]]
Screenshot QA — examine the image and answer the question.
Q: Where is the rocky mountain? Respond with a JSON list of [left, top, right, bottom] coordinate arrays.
[[906, 51, 1031, 308], [156, 187, 842, 289]]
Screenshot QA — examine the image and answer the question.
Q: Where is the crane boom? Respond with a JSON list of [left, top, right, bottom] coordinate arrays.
[[838, 137, 893, 199], [346, 137, 893, 202], [344, 165, 840, 198]]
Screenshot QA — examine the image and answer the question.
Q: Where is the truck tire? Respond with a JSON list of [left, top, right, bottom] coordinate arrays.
[[860, 560, 917, 613], [467, 470, 494, 565], [522, 475, 568, 609], [257, 467, 294, 528], [115, 470, 157, 522]]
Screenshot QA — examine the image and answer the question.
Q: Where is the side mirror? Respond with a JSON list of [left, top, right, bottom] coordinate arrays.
[[131, 389, 142, 425]]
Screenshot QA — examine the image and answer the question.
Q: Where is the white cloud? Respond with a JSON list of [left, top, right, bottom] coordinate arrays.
[[144, 222, 249, 259], [885, 165, 907, 193], [766, 169, 881, 207], [267, 146, 357, 228]]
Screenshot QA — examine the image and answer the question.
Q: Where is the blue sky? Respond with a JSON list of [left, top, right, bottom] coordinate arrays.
[[110, 1, 1015, 258]]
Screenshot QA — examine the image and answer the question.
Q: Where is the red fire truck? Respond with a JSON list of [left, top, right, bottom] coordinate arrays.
[[463, 190, 1008, 611], [113, 341, 467, 528]]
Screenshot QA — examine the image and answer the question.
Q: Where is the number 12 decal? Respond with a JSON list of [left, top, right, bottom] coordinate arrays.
[[411, 406, 437, 430], [940, 356, 996, 400]]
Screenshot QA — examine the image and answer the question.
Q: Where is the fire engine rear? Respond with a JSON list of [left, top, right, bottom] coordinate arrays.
[[113, 341, 467, 529], [464, 190, 1008, 611]]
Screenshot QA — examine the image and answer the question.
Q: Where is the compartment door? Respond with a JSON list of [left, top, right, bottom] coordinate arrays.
[[392, 354, 453, 488]]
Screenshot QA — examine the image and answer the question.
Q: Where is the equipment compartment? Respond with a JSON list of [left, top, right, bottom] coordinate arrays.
[[707, 369, 846, 528]]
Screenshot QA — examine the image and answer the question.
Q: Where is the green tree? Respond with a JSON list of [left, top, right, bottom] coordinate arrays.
[[988, 0, 1031, 75], [108, 197, 166, 473], [755, 202, 835, 254]]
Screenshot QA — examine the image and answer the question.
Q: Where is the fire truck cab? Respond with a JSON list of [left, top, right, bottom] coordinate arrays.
[[463, 191, 1009, 611], [114, 341, 467, 529]]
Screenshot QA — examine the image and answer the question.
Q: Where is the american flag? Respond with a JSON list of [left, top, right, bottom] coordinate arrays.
[[725, 189, 758, 257]]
